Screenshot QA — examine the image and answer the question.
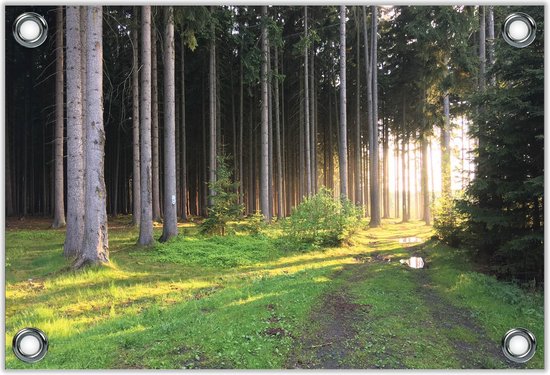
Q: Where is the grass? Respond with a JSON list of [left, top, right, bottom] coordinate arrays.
[[5, 218, 544, 369]]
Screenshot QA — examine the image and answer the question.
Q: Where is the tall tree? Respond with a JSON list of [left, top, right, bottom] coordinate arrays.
[[421, 134, 431, 224], [208, 7, 217, 207], [180, 35, 188, 221], [75, 6, 109, 268], [52, 6, 66, 228], [304, 6, 312, 196], [151, 12, 161, 221], [369, 6, 381, 227], [138, 5, 154, 246], [64, 6, 84, 257], [441, 93, 451, 196], [260, 6, 270, 221], [479, 6, 486, 91], [274, 43, 283, 219], [160, 6, 178, 242], [132, 7, 141, 226], [362, 6, 372, 215], [354, 8, 363, 208], [338, 5, 348, 200], [487, 6, 495, 86], [80, 7, 87, 170]]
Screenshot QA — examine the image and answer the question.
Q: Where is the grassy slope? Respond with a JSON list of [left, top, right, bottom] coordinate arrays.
[[5, 219, 543, 369]]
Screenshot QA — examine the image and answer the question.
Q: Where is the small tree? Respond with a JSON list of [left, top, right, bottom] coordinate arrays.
[[200, 155, 243, 235]]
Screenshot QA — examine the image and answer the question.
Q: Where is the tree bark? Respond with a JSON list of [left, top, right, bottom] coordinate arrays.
[[80, 7, 87, 171], [208, 7, 217, 209], [138, 5, 154, 246], [479, 6, 486, 91], [75, 6, 109, 268], [239, 45, 244, 211], [160, 6, 178, 242], [362, 6, 372, 216], [304, 6, 312, 196], [401, 97, 409, 222], [274, 44, 283, 219], [355, 9, 363, 208], [369, 6, 381, 227], [487, 6, 495, 86], [151, 13, 161, 221], [260, 6, 270, 221], [338, 6, 348, 200], [64, 6, 85, 257], [421, 133, 431, 225], [52, 6, 66, 229], [180, 35, 188, 221], [132, 8, 141, 226], [382, 118, 390, 218], [441, 93, 451, 196]]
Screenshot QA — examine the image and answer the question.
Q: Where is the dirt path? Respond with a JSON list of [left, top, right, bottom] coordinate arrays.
[[287, 244, 518, 369], [287, 262, 373, 369]]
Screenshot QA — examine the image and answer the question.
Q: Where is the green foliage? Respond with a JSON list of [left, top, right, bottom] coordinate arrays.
[[240, 211, 266, 236], [432, 193, 467, 247], [458, 6, 544, 282], [280, 188, 361, 250], [200, 155, 243, 236]]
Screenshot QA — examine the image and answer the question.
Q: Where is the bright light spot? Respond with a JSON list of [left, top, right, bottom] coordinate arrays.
[[18, 19, 40, 41], [18, 335, 41, 356], [508, 20, 530, 41], [508, 335, 530, 356]]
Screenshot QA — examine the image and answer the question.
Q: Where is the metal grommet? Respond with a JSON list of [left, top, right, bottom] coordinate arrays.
[[502, 12, 536, 48], [13, 12, 48, 48], [501, 328, 536, 363], [12, 328, 49, 363]]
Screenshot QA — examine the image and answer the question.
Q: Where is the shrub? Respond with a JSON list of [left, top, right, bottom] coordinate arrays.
[[432, 193, 467, 247], [199, 155, 243, 236], [240, 211, 266, 236], [280, 188, 361, 250]]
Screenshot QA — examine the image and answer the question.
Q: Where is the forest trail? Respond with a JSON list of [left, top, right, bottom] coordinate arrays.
[[287, 225, 516, 369]]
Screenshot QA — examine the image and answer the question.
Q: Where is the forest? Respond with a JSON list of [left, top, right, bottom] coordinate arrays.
[[5, 5, 544, 369]]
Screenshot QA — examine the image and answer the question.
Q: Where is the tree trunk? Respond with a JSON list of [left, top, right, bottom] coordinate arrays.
[[338, 6, 348, 200], [479, 6, 486, 91], [180, 35, 188, 221], [274, 44, 283, 219], [441, 93, 451, 196], [355, 10, 363, 208], [394, 134, 400, 218], [267, 43, 274, 217], [239, 45, 244, 211], [208, 7, 217, 208], [304, 6, 312, 196], [310, 45, 317, 194], [160, 6, 177, 242], [52, 6, 66, 229], [401, 98, 409, 222], [112, 127, 120, 216], [75, 6, 109, 268], [382, 118, 390, 218], [421, 133, 430, 225], [369, 6, 381, 227], [151, 14, 161, 221], [138, 5, 154, 246], [64, 6, 85, 257], [260, 6, 270, 221], [132, 9, 141, 226], [80, 7, 87, 171], [487, 6, 495, 86], [362, 6, 372, 216]]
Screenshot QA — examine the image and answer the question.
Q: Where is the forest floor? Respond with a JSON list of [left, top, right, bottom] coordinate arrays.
[[5, 217, 544, 369]]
